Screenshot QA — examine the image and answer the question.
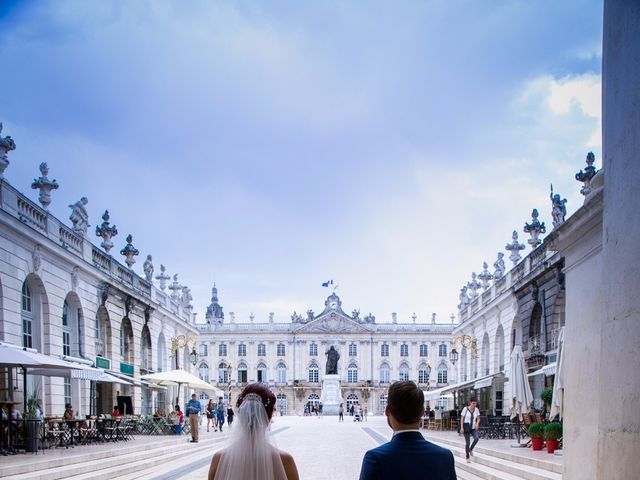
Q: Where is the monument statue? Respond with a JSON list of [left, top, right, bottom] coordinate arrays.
[[550, 184, 568, 228], [325, 346, 340, 375]]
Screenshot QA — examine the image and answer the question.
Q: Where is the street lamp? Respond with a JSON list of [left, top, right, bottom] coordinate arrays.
[[449, 348, 459, 365], [189, 347, 198, 366]]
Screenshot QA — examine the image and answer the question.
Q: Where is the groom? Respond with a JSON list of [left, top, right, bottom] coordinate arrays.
[[359, 381, 457, 480]]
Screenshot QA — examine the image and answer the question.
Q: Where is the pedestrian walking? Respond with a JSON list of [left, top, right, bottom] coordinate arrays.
[[206, 399, 215, 432], [186, 393, 202, 443], [460, 398, 481, 463], [216, 396, 226, 432], [363, 405, 368, 421], [339, 403, 344, 422], [318, 402, 323, 418], [227, 405, 234, 427]]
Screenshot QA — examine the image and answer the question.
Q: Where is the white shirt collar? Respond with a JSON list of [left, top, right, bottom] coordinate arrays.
[[392, 429, 422, 437]]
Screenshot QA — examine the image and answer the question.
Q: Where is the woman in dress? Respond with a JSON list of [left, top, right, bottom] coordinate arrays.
[[208, 383, 299, 480], [206, 399, 216, 432]]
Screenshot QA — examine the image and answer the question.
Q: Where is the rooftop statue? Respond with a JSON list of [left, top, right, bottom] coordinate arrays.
[[31, 162, 59, 210], [467, 272, 481, 298], [0, 123, 17, 178], [523, 209, 546, 248], [459, 286, 470, 308], [550, 184, 568, 228], [95, 210, 118, 254], [493, 252, 506, 280], [477, 261, 493, 290], [143, 255, 154, 282], [68, 197, 90, 237], [119, 234, 139, 268], [505, 230, 525, 266], [575, 152, 598, 196], [155, 264, 171, 291]]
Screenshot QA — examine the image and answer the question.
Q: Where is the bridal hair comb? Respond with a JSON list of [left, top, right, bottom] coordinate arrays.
[[240, 392, 271, 407]]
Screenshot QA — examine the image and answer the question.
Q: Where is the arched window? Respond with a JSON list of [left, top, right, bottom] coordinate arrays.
[[346, 393, 359, 411], [400, 343, 408, 357], [238, 343, 246, 356], [308, 362, 319, 383], [482, 333, 490, 376], [277, 362, 287, 384], [419, 344, 428, 357], [237, 362, 248, 384], [256, 362, 267, 383], [277, 343, 286, 356], [62, 292, 82, 358], [529, 303, 543, 355], [21, 283, 33, 349], [439, 344, 447, 357], [495, 325, 505, 373], [381, 343, 389, 357], [380, 363, 390, 384], [399, 362, 410, 381], [276, 393, 287, 415], [62, 300, 71, 356], [438, 363, 448, 384], [379, 394, 388, 414], [347, 363, 358, 383], [418, 363, 430, 384], [309, 342, 318, 356], [257, 343, 266, 356], [219, 343, 227, 357], [157, 333, 167, 372], [96, 306, 110, 359], [218, 362, 229, 383], [140, 325, 152, 371], [199, 362, 209, 383], [307, 393, 320, 407], [120, 318, 133, 364], [349, 343, 357, 357]]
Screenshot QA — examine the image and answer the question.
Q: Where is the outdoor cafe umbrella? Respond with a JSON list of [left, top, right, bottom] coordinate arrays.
[[549, 327, 565, 420], [510, 344, 533, 446], [141, 368, 221, 404], [0, 345, 83, 411]]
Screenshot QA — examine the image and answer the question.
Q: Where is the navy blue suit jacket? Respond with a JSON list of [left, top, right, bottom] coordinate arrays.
[[359, 431, 457, 480]]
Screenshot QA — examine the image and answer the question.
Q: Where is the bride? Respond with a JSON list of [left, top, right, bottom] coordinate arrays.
[[208, 383, 299, 480]]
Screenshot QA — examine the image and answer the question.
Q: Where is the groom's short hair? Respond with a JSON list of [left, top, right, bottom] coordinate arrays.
[[387, 381, 424, 424]]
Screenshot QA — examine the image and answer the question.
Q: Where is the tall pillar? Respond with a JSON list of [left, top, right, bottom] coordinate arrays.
[[598, 1, 640, 478]]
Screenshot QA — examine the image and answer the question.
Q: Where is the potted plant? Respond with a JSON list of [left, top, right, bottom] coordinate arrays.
[[541, 388, 553, 409], [528, 422, 545, 450], [24, 388, 42, 452], [544, 422, 562, 453]]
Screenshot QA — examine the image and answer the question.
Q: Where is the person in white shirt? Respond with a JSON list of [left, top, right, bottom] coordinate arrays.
[[460, 398, 481, 462]]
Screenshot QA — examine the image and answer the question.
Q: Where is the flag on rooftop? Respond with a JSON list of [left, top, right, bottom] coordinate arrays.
[[322, 280, 334, 287]]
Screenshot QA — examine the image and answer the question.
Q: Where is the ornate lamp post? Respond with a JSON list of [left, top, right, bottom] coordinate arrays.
[[189, 347, 198, 366], [170, 334, 196, 370]]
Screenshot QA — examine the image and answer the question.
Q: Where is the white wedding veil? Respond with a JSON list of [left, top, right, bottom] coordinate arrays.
[[214, 392, 287, 480]]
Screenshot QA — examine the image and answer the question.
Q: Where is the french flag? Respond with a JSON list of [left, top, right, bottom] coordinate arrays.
[[322, 280, 334, 287]]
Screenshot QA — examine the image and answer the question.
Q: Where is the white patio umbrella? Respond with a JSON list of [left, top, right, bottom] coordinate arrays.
[[549, 327, 565, 420], [0, 345, 84, 411], [510, 345, 533, 445], [141, 368, 221, 404]]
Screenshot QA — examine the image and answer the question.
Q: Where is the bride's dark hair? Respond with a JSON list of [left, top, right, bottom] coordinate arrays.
[[236, 383, 276, 420]]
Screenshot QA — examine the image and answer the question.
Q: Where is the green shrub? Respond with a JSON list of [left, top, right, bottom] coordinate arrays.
[[544, 422, 563, 441], [528, 422, 545, 439], [541, 387, 553, 407]]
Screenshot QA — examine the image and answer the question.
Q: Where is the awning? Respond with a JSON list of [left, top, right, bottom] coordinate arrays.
[[528, 362, 557, 378], [142, 380, 167, 390], [106, 370, 140, 385], [441, 372, 506, 394], [424, 387, 450, 401]]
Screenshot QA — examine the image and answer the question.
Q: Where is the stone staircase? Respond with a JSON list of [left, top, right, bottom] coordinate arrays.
[[429, 436, 563, 480], [0, 434, 227, 480]]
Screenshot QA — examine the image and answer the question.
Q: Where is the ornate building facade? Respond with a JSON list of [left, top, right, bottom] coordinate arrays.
[[0, 129, 200, 417], [196, 292, 456, 415]]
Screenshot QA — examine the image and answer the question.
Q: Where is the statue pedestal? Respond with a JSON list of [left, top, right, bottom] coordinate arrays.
[[320, 374, 343, 415]]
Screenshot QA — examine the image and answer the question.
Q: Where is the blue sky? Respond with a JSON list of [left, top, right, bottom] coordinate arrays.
[[0, 0, 603, 324]]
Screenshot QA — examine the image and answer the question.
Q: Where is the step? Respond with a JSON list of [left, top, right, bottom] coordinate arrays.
[[429, 436, 562, 474], [437, 442, 561, 480], [0, 436, 189, 478], [2, 436, 226, 480], [65, 439, 224, 480]]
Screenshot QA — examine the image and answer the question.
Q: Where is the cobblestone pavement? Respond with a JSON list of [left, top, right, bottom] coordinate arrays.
[[168, 414, 389, 480]]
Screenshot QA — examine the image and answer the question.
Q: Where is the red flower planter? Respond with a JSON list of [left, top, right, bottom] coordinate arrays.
[[531, 438, 544, 451], [546, 439, 559, 453]]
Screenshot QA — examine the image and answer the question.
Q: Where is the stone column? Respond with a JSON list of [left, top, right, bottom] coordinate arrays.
[[598, 1, 640, 477]]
